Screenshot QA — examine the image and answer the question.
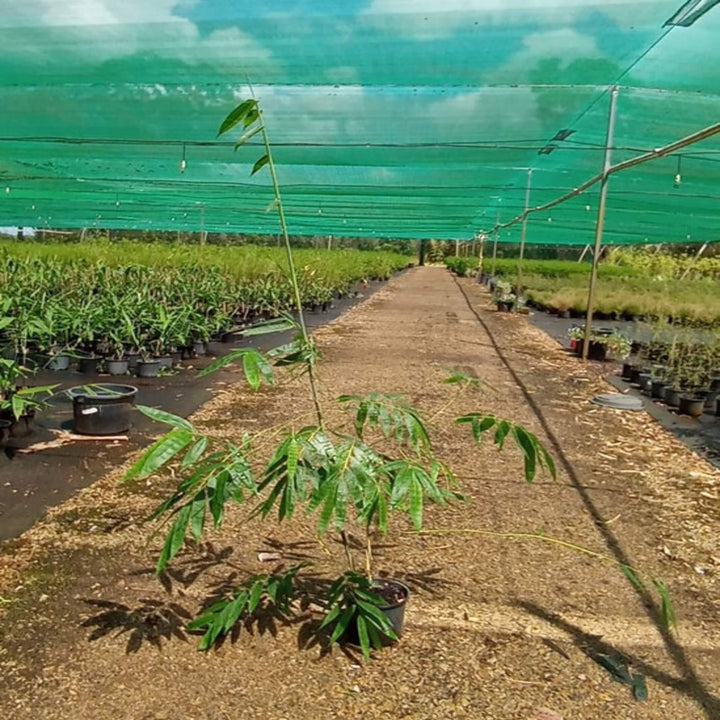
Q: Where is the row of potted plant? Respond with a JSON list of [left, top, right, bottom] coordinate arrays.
[[0, 250, 409, 376], [621, 332, 720, 418]]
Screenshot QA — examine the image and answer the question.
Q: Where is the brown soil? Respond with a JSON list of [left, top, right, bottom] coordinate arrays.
[[1, 267, 720, 720]]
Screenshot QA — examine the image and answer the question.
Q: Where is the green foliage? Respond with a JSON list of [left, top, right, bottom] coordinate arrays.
[[0, 243, 410, 361], [456, 413, 556, 482], [0, 358, 58, 420], [445, 256, 478, 277], [187, 564, 304, 650], [320, 571, 399, 660], [337, 393, 431, 454]]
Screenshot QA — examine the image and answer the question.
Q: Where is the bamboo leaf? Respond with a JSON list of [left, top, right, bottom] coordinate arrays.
[[409, 475, 424, 530], [217, 99, 258, 136], [248, 580, 264, 613], [357, 614, 370, 659], [189, 498, 206, 542], [156, 503, 192, 573], [124, 428, 194, 481], [251, 154, 270, 176], [329, 606, 355, 645], [512, 425, 537, 482], [137, 405, 193, 431], [182, 436, 209, 470], [242, 351, 262, 390], [652, 579, 677, 629]]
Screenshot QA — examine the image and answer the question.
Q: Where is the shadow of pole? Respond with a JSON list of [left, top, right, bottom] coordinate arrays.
[[455, 277, 720, 718]]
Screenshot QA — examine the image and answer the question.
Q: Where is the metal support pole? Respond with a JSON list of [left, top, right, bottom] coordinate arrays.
[[583, 86, 619, 360], [478, 234, 485, 271], [490, 209, 500, 275], [577, 244, 591, 263], [517, 168, 533, 287], [680, 242, 708, 280], [200, 205, 207, 246]]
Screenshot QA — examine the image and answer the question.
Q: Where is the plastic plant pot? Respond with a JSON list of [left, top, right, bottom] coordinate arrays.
[[78, 355, 102, 374], [0, 418, 11, 446], [621, 363, 635, 381], [637, 372, 653, 395], [651, 380, 667, 399], [343, 579, 410, 649], [137, 360, 162, 378], [67, 384, 138, 435], [106, 359, 129, 376], [47, 354, 71, 371], [154, 355, 173, 370], [678, 395, 704, 419], [663, 386, 682, 407]]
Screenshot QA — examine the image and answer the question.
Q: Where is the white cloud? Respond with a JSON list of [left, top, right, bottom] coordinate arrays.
[[363, 0, 668, 38]]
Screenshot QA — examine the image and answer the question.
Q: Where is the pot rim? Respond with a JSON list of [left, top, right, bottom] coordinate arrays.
[[66, 383, 138, 400], [371, 578, 411, 610]]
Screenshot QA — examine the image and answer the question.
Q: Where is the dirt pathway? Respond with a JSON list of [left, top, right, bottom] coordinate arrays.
[[1, 267, 719, 720]]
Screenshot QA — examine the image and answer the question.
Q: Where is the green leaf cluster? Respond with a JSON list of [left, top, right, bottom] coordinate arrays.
[[188, 565, 304, 650], [320, 571, 399, 659], [456, 413, 556, 482]]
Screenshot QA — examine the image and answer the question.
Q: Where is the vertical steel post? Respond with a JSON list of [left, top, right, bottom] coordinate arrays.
[[491, 208, 500, 275], [200, 204, 207, 245], [517, 168, 533, 287], [583, 86, 619, 360]]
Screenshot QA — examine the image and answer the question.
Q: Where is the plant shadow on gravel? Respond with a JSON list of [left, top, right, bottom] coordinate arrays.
[[81, 598, 193, 654], [518, 600, 720, 713]]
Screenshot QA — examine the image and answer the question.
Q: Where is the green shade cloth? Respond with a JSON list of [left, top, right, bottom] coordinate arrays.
[[1, 1, 719, 244]]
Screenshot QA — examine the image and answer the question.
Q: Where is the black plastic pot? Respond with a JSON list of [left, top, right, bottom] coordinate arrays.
[[137, 360, 162, 378], [106, 359, 129, 376], [78, 355, 102, 374], [47, 354, 71, 371], [343, 579, 410, 648], [193, 342, 207, 357], [154, 355, 173, 370], [651, 380, 667, 399], [126, 353, 140, 370], [710, 377, 720, 393], [9, 414, 34, 438], [637, 372, 653, 395], [67, 384, 138, 435], [0, 418, 11, 446], [696, 389, 719, 410], [716, 397, 720, 417], [678, 395, 704, 419], [629, 367, 644, 384], [621, 363, 635, 381], [587, 341, 608, 362], [663, 386, 682, 407]]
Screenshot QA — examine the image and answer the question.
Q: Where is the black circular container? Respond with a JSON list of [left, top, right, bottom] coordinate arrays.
[[137, 360, 161, 378], [663, 386, 682, 407], [651, 379, 667, 399], [78, 355, 102, 374], [343, 579, 410, 649], [67, 384, 138, 435], [0, 418, 11, 446], [678, 395, 704, 419], [637, 372, 653, 395], [47, 354, 71, 371], [621, 363, 635, 381]]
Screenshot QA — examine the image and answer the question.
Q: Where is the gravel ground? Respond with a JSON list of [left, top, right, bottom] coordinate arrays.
[[1, 266, 719, 720]]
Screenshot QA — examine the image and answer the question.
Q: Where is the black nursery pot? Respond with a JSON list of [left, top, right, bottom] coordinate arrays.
[[621, 363, 635, 381], [587, 341, 608, 362], [78, 355, 102, 374], [663, 386, 682, 407], [343, 579, 410, 648], [678, 395, 705, 419], [637, 372, 653, 394], [0, 418, 12, 446], [651, 379, 667, 399], [137, 359, 162, 378], [67, 384, 138, 435], [47, 354, 71, 372]]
